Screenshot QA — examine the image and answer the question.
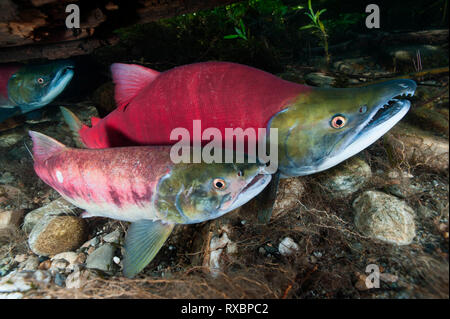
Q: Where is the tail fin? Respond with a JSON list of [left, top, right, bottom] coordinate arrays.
[[29, 131, 66, 163], [60, 106, 86, 148]]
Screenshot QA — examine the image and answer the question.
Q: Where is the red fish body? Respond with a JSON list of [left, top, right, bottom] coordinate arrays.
[[32, 132, 173, 222], [78, 62, 310, 148], [0, 64, 20, 100], [30, 130, 272, 277]]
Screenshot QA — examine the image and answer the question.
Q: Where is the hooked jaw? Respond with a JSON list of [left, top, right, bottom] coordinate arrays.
[[40, 64, 75, 106], [290, 79, 417, 176], [316, 79, 416, 173]]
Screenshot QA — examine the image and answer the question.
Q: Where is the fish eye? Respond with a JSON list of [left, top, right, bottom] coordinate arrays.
[[213, 178, 227, 190], [37, 77, 45, 85], [359, 105, 367, 114], [331, 115, 346, 129]]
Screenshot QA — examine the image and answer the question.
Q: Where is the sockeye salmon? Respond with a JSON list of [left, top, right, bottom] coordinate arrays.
[[29, 130, 271, 277], [62, 61, 416, 178], [0, 60, 74, 123]]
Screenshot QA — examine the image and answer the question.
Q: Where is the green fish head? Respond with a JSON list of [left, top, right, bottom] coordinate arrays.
[[156, 157, 271, 224], [273, 79, 417, 176], [7, 60, 74, 110]]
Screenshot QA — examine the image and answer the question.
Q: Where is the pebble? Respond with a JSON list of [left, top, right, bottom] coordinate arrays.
[[0, 209, 24, 229], [81, 236, 99, 249], [28, 215, 88, 256], [49, 259, 69, 272], [19, 256, 40, 271], [65, 269, 92, 289], [278, 237, 299, 256], [102, 229, 122, 244], [85, 244, 116, 274], [54, 273, 66, 287], [353, 191, 416, 245], [207, 233, 231, 276], [51, 251, 74, 261], [380, 273, 398, 283], [113, 256, 121, 265], [14, 254, 27, 263], [38, 259, 52, 270]]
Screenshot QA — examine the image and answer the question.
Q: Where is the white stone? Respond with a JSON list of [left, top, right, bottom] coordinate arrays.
[[278, 237, 299, 256]]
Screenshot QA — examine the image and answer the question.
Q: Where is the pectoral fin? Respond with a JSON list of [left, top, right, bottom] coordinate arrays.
[[256, 170, 280, 224], [123, 219, 174, 278]]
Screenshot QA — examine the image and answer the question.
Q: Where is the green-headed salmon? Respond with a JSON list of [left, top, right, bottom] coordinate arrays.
[[0, 60, 74, 123], [29, 131, 271, 277]]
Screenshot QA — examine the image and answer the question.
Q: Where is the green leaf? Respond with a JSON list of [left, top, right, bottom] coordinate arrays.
[[317, 9, 327, 17], [300, 24, 315, 30], [239, 19, 246, 33], [224, 34, 239, 39]]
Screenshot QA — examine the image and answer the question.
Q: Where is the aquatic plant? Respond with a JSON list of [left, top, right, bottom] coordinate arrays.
[[300, 0, 330, 65]]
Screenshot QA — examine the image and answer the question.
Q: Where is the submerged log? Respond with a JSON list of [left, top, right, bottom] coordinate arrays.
[[0, 0, 239, 63]]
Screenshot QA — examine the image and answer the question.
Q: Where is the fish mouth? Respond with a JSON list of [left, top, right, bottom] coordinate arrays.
[[315, 79, 417, 172], [39, 65, 74, 106], [217, 172, 272, 216]]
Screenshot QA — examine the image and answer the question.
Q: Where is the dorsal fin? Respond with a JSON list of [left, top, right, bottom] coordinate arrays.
[[111, 63, 160, 111], [29, 131, 66, 163], [91, 116, 101, 126]]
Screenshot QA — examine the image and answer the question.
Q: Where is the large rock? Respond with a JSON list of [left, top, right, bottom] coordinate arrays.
[[317, 157, 372, 198], [85, 244, 116, 274], [382, 44, 448, 70], [28, 215, 87, 256], [22, 197, 76, 233], [353, 191, 416, 245], [384, 123, 449, 171]]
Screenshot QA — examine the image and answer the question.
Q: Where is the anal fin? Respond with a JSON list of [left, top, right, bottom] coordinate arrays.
[[123, 219, 174, 278]]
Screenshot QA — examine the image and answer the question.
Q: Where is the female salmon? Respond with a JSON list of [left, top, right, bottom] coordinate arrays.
[[29, 130, 271, 277]]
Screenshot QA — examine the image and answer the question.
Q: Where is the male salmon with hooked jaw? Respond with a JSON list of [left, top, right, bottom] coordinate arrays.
[[0, 60, 74, 123], [60, 61, 416, 178]]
